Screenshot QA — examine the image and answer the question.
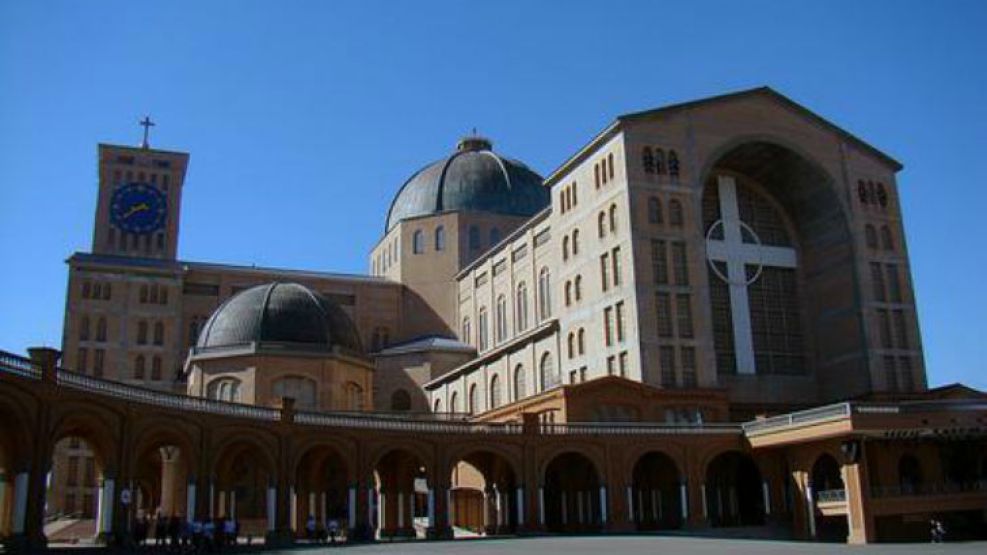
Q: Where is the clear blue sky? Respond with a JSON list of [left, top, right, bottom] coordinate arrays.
[[1, 1, 984, 389]]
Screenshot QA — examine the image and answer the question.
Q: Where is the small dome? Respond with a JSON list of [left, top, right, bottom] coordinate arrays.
[[196, 282, 364, 356], [385, 136, 549, 231]]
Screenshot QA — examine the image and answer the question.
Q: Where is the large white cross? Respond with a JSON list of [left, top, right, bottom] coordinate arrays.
[[705, 175, 797, 375]]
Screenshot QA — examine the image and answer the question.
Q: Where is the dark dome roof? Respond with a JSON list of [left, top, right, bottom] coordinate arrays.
[[385, 136, 549, 231], [196, 282, 364, 356]]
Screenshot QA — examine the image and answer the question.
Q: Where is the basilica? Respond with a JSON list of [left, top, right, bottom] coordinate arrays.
[[0, 87, 985, 551]]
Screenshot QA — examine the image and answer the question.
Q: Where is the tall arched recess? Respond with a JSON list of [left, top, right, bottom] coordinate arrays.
[[700, 138, 868, 406]]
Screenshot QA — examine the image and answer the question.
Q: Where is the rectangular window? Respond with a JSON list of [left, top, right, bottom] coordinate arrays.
[[893, 309, 909, 348], [616, 301, 626, 342], [600, 253, 610, 291], [660, 346, 676, 387], [883, 355, 898, 391], [870, 262, 886, 302], [618, 351, 628, 377], [886, 264, 902, 303], [676, 294, 693, 338], [655, 293, 673, 338], [651, 240, 668, 285], [77, 348, 88, 373], [899, 356, 914, 391], [93, 349, 104, 378], [877, 309, 892, 348], [579, 366, 587, 382], [680, 347, 697, 387], [603, 306, 614, 346], [672, 242, 689, 285], [612, 247, 622, 286]]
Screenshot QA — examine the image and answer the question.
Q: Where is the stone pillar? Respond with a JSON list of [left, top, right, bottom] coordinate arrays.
[[762, 481, 771, 516], [626, 486, 634, 525], [208, 481, 215, 519], [159, 447, 181, 516], [97, 477, 115, 543], [230, 490, 236, 520], [804, 479, 816, 539], [0, 472, 8, 537], [599, 486, 608, 526], [185, 479, 197, 523], [426, 483, 452, 539], [11, 472, 28, 534], [266, 485, 277, 533], [844, 446, 875, 545], [347, 485, 358, 537], [679, 482, 688, 521], [538, 486, 545, 527], [515, 486, 524, 530], [700, 484, 708, 521], [560, 491, 567, 526], [482, 487, 492, 533], [427, 488, 435, 530]]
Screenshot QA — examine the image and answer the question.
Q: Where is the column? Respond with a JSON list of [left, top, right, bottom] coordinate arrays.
[[515, 486, 524, 528], [348, 486, 357, 531], [267, 486, 277, 532], [397, 491, 405, 530], [637, 490, 644, 522], [377, 490, 386, 537], [560, 491, 567, 525], [700, 484, 708, 520], [538, 487, 545, 527], [100, 477, 115, 538], [367, 486, 375, 532], [230, 490, 237, 520], [805, 479, 816, 539], [208, 481, 215, 519], [599, 486, 608, 525], [482, 488, 491, 532], [446, 489, 452, 529], [679, 483, 688, 521], [290, 486, 297, 532], [11, 472, 28, 534], [495, 488, 503, 529], [0, 473, 7, 536], [309, 492, 317, 520], [217, 491, 226, 518], [626, 486, 634, 525], [651, 490, 658, 521], [185, 479, 197, 523], [427, 488, 435, 529], [762, 481, 771, 516]]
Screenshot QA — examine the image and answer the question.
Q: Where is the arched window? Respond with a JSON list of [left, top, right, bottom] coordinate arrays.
[[567, 332, 575, 359], [489, 374, 502, 409], [608, 153, 615, 180], [461, 317, 472, 344], [648, 196, 663, 224], [82, 280, 91, 299], [642, 146, 655, 173], [103, 283, 111, 300], [93, 281, 102, 299], [669, 199, 684, 227], [490, 228, 501, 245], [538, 267, 551, 320], [158, 286, 166, 305], [469, 226, 481, 250], [207, 378, 241, 402], [577, 328, 586, 355], [601, 157, 608, 184], [345, 382, 365, 411], [79, 316, 90, 341], [559, 190, 566, 212], [598, 211, 606, 238], [435, 225, 446, 251], [516, 282, 529, 332], [433, 397, 442, 412], [572, 229, 580, 255], [574, 275, 583, 301], [96, 317, 107, 342], [594, 163, 601, 189], [151, 356, 162, 381], [412, 229, 424, 254], [857, 180, 868, 204], [149, 285, 159, 304], [539, 352, 556, 391], [609, 203, 617, 233], [153, 321, 164, 345], [880, 225, 894, 251], [571, 182, 578, 206], [450, 391, 459, 413], [478, 307, 489, 351], [865, 224, 878, 248], [495, 294, 508, 343], [655, 149, 666, 174], [668, 150, 680, 178], [390, 389, 412, 411], [564, 280, 573, 306], [134, 355, 145, 380], [273, 376, 317, 410], [137, 321, 148, 344], [140, 284, 148, 303], [513, 364, 526, 400], [562, 235, 570, 261], [468, 384, 478, 415]]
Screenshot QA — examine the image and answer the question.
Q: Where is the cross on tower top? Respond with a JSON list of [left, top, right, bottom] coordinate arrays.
[[139, 116, 156, 149]]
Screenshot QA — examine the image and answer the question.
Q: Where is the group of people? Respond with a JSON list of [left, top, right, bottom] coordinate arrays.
[[304, 514, 343, 544], [132, 512, 241, 552]]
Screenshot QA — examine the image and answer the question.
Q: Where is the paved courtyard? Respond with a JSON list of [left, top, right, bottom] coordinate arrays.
[[265, 536, 987, 555]]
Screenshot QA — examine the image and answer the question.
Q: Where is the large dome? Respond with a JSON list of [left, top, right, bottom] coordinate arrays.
[[385, 136, 549, 231], [196, 282, 364, 356]]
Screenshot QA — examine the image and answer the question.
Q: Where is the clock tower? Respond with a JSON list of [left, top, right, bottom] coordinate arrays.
[[92, 118, 189, 260]]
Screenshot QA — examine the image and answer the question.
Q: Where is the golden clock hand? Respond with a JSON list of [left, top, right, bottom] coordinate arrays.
[[124, 203, 150, 219]]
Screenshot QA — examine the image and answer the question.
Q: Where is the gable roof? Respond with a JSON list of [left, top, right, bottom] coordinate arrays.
[[545, 86, 902, 186]]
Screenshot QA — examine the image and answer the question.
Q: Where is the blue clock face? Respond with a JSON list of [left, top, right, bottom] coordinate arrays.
[[110, 183, 167, 234]]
